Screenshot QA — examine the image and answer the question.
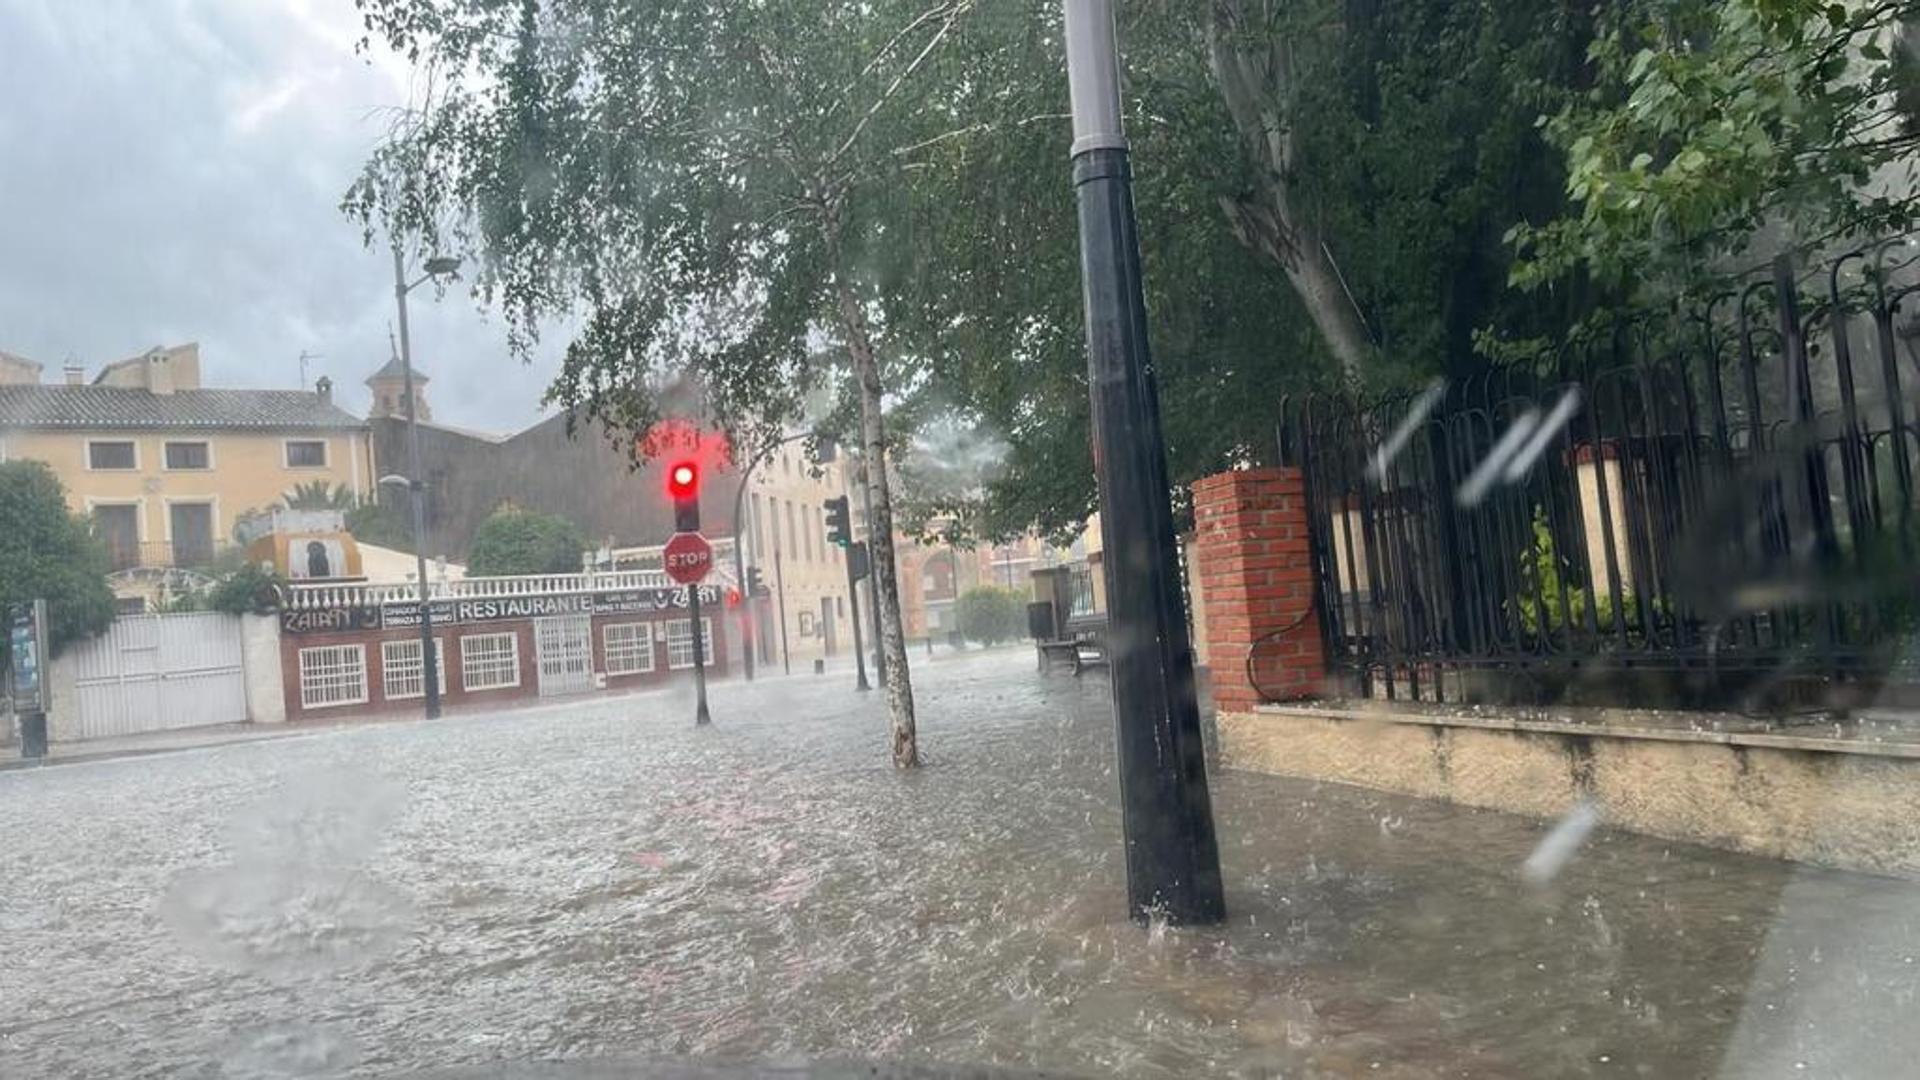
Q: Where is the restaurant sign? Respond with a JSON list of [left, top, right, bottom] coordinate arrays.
[[284, 585, 724, 634]]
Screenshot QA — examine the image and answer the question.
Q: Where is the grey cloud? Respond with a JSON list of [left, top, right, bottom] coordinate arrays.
[[0, 0, 563, 434]]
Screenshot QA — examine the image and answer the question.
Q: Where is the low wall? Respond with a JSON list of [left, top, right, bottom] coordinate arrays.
[[1218, 705, 1920, 878]]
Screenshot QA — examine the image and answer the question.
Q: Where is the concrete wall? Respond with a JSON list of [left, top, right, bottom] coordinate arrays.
[[241, 613, 286, 725], [1219, 706, 1920, 878]]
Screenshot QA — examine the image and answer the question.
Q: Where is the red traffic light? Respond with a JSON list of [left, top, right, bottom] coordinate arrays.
[[667, 461, 699, 500]]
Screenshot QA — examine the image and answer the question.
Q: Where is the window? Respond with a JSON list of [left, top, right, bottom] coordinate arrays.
[[751, 493, 764, 557], [461, 632, 519, 691], [665, 618, 715, 669], [603, 622, 655, 675], [87, 440, 136, 470], [382, 638, 446, 700], [299, 645, 367, 709], [786, 502, 797, 560], [284, 439, 328, 468], [163, 441, 210, 469], [805, 506, 817, 562]]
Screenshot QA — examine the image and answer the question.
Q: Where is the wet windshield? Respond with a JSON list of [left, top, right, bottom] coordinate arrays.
[[5, 1, 1920, 1077]]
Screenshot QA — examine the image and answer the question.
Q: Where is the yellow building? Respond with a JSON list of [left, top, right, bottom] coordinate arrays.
[[0, 343, 375, 578], [743, 440, 858, 669]]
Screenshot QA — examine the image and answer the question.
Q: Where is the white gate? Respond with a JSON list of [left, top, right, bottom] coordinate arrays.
[[534, 614, 594, 697], [66, 612, 248, 740]]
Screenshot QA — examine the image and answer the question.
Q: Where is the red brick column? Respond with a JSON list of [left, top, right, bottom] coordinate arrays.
[[1191, 466, 1324, 711]]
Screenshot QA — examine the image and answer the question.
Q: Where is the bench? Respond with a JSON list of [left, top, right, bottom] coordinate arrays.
[[1038, 617, 1109, 675]]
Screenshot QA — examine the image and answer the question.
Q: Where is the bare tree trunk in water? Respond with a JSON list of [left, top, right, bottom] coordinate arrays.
[[834, 275, 920, 768], [1208, 0, 1372, 384]]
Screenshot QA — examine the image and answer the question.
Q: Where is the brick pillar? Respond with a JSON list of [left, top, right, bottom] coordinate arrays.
[[1191, 466, 1324, 712]]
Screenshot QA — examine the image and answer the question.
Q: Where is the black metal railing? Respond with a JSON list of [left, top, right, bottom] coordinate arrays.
[[1272, 244, 1920, 712], [102, 539, 232, 572]]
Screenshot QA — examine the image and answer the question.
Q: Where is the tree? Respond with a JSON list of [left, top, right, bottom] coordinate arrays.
[[345, 0, 1039, 767], [0, 461, 115, 656], [1510, 0, 1920, 297], [282, 480, 357, 511], [206, 562, 288, 616], [345, 498, 415, 553], [466, 506, 586, 576], [955, 585, 1026, 646], [886, 0, 1587, 542]]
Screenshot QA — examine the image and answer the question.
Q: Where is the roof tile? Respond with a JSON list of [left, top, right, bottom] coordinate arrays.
[[0, 386, 367, 430]]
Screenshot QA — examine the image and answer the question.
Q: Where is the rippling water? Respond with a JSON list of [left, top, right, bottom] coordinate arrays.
[[4, 650, 1919, 1077]]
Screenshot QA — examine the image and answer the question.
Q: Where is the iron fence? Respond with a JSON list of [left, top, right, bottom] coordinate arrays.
[[1271, 245, 1920, 711]]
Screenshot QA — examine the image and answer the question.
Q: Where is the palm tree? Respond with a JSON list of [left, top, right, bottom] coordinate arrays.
[[281, 480, 357, 511]]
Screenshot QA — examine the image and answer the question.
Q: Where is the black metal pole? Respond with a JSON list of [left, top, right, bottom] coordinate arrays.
[[844, 541, 867, 684], [733, 526, 756, 683], [392, 245, 442, 720], [855, 460, 888, 685], [689, 583, 712, 725], [773, 543, 791, 675], [1064, 0, 1224, 925]]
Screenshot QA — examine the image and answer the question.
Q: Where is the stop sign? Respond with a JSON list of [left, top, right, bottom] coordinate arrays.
[[662, 531, 713, 585]]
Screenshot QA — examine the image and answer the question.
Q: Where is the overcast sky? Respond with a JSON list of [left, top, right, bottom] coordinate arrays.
[[0, 0, 564, 434]]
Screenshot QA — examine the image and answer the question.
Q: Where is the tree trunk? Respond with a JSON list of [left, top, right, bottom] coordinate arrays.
[[1206, 1, 1372, 385], [834, 276, 921, 769], [1217, 195, 1372, 384]]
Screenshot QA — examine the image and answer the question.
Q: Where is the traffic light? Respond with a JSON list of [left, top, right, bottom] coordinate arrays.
[[746, 567, 767, 596], [823, 496, 851, 547], [667, 460, 700, 532]]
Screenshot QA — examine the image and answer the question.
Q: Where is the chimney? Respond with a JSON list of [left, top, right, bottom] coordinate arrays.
[[147, 350, 175, 396], [63, 363, 84, 386], [315, 376, 334, 405]]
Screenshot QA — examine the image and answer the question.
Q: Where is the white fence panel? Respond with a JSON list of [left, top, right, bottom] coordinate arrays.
[[67, 613, 247, 740]]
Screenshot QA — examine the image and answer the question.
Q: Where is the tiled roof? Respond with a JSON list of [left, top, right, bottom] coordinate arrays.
[[0, 385, 367, 430], [365, 356, 428, 383]]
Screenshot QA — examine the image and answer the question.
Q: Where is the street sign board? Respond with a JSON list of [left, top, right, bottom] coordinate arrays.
[[663, 531, 714, 585], [8, 599, 49, 714]]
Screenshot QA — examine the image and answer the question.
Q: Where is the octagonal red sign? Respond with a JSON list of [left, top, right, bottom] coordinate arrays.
[[663, 531, 713, 585]]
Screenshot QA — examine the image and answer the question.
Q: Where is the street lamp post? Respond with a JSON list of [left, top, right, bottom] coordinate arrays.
[[1063, 0, 1225, 926], [390, 245, 461, 721]]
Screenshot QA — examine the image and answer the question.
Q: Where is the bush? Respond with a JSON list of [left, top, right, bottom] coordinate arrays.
[[207, 561, 288, 615], [0, 460, 115, 657], [956, 586, 1028, 645], [345, 498, 415, 553], [467, 506, 587, 576]]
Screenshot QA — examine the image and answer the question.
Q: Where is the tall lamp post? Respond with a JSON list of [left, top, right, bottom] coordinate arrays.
[[1063, 0, 1225, 925], [390, 246, 461, 720]]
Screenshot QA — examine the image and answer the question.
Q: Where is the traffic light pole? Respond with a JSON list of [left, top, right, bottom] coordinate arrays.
[[846, 551, 870, 692], [669, 460, 714, 727], [855, 462, 888, 686], [1064, 0, 1224, 926], [688, 583, 712, 725]]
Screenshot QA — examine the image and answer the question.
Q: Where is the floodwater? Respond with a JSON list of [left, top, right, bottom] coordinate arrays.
[[4, 649, 1919, 1078]]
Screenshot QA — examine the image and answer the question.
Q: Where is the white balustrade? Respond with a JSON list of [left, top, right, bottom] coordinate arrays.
[[285, 568, 705, 610]]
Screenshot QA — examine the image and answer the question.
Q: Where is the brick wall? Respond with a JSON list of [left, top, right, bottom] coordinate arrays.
[[1190, 466, 1324, 712], [280, 607, 733, 720]]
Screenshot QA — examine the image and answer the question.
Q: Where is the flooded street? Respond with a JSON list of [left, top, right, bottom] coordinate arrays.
[[5, 649, 1920, 1078]]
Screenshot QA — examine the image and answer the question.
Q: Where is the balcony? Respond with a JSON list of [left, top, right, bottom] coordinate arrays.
[[104, 539, 233, 573]]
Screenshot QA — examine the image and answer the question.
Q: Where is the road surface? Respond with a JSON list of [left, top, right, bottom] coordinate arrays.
[[4, 649, 1919, 1077]]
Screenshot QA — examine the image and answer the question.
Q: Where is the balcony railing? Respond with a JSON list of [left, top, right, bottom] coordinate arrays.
[[284, 565, 740, 611], [104, 540, 232, 573]]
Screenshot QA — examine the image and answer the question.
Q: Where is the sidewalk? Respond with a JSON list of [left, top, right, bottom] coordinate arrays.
[[0, 719, 364, 773], [2, 642, 1033, 773]]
